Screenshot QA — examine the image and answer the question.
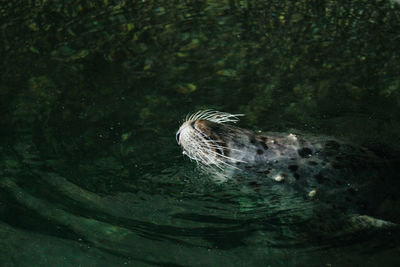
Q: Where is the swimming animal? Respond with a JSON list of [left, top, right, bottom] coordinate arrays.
[[176, 110, 399, 226]]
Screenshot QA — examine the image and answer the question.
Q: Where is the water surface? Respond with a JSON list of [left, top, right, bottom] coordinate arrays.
[[1, 1, 400, 266]]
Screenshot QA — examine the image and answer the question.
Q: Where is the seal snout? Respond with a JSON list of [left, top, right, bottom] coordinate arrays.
[[176, 120, 195, 146], [176, 110, 244, 168]]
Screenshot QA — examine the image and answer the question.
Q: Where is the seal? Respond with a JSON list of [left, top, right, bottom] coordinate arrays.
[[176, 110, 366, 186], [176, 110, 399, 227]]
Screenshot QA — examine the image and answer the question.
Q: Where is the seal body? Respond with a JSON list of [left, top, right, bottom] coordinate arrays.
[[176, 111, 369, 184], [176, 110, 393, 222]]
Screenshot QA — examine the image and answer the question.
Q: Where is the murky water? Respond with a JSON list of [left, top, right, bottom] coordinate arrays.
[[1, 1, 400, 266]]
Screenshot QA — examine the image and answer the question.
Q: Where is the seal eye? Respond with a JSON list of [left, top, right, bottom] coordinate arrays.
[[176, 132, 181, 144]]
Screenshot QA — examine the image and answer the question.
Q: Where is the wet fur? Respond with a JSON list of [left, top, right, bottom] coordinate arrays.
[[176, 110, 399, 225]]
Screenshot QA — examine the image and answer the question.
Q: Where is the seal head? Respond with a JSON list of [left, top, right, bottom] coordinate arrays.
[[176, 110, 245, 169]]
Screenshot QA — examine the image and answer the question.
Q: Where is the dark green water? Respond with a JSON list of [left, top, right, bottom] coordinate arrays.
[[1, 1, 400, 266]]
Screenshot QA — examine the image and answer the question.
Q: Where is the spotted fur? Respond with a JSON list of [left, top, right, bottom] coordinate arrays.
[[176, 110, 400, 224]]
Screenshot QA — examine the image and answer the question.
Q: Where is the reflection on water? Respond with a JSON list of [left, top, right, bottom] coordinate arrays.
[[1, 0, 400, 266]]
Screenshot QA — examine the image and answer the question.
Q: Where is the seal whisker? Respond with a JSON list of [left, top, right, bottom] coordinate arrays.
[[184, 110, 244, 125], [182, 129, 245, 168], [206, 149, 247, 165], [177, 110, 251, 171], [197, 152, 238, 170], [188, 110, 202, 121], [201, 143, 243, 153], [190, 109, 211, 121]]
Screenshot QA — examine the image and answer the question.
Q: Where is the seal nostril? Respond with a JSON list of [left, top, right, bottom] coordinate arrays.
[[176, 132, 181, 144]]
